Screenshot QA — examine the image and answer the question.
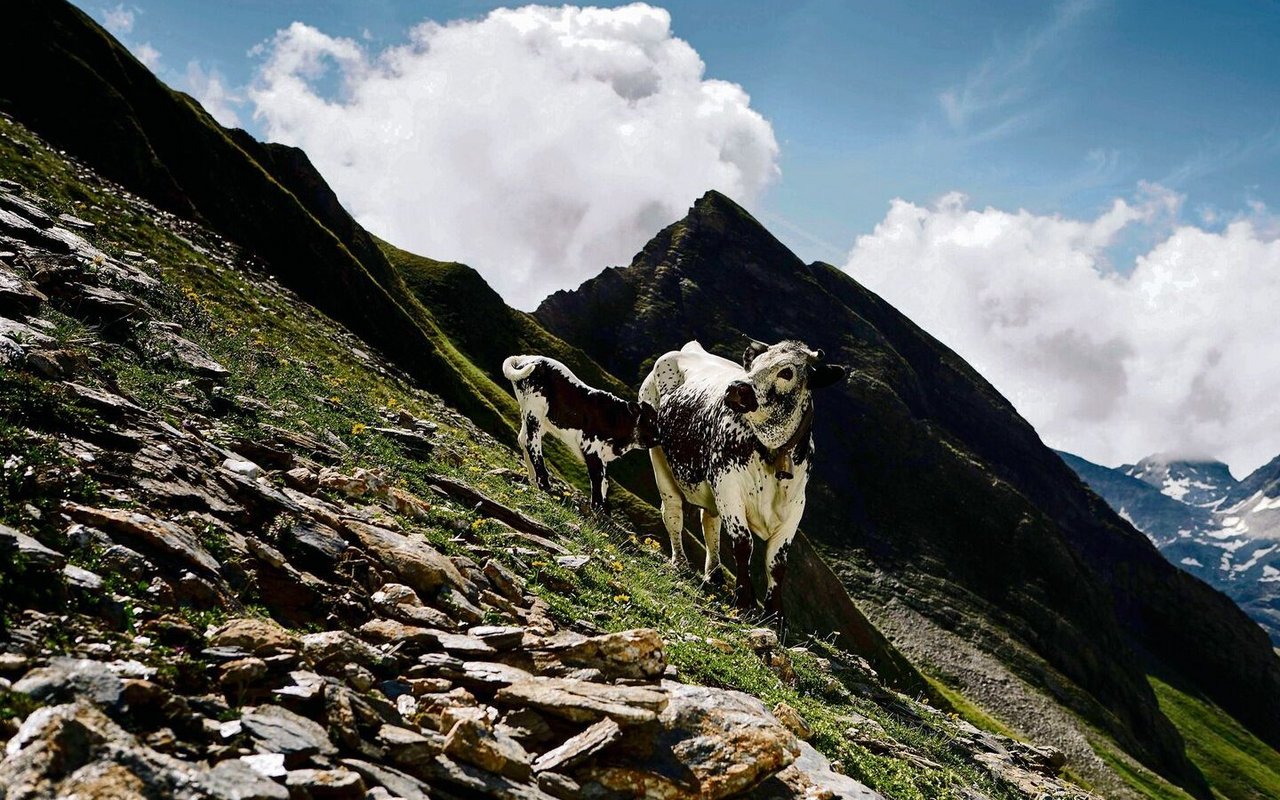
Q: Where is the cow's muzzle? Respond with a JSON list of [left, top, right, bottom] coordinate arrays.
[[724, 381, 759, 414]]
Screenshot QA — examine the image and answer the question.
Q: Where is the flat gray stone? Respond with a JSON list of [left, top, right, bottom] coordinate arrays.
[[202, 758, 291, 800], [12, 657, 125, 708], [494, 677, 667, 727], [240, 705, 338, 763]]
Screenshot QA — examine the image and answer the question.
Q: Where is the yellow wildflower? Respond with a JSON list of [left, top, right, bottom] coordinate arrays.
[[351, 423, 367, 435]]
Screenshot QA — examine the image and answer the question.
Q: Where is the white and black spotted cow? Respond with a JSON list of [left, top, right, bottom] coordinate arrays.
[[503, 355, 658, 512], [640, 339, 846, 637]]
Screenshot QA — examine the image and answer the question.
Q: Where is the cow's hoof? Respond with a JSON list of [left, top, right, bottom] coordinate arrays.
[[702, 569, 726, 588], [733, 590, 757, 610]]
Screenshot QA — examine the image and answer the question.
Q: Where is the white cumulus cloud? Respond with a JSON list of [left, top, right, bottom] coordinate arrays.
[[247, 3, 779, 309], [184, 60, 243, 128], [844, 189, 1280, 475]]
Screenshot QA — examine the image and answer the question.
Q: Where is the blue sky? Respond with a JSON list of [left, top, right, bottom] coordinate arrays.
[[83, 0, 1280, 471], [88, 0, 1280, 264]]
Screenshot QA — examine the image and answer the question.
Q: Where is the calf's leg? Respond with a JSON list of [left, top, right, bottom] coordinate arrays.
[[584, 453, 606, 513], [522, 413, 551, 492], [517, 413, 537, 485]]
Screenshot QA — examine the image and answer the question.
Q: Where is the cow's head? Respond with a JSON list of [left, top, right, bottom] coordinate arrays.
[[629, 400, 660, 449], [725, 339, 846, 449]]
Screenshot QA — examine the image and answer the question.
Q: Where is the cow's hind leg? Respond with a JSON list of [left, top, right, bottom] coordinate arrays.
[[523, 413, 551, 492], [700, 510, 724, 586], [650, 448, 688, 566]]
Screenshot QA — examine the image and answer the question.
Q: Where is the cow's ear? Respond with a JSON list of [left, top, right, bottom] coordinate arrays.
[[809, 363, 847, 389], [742, 339, 770, 369]]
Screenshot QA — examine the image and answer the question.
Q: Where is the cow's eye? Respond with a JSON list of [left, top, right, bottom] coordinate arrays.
[[777, 367, 794, 381]]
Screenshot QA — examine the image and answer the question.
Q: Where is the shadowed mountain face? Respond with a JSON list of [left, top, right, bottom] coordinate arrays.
[[538, 190, 1280, 791]]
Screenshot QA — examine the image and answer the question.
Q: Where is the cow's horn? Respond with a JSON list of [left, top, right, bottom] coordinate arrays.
[[742, 338, 770, 369]]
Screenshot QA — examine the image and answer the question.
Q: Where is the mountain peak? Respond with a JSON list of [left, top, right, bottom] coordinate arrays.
[[651, 189, 804, 275], [688, 188, 754, 221], [1124, 453, 1236, 506]]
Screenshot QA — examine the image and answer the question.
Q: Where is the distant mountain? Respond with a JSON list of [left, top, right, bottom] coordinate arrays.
[[1062, 451, 1280, 644]]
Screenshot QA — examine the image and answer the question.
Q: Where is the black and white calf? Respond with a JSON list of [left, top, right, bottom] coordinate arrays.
[[640, 339, 845, 637], [503, 355, 658, 512]]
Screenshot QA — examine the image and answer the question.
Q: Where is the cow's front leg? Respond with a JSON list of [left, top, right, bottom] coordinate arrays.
[[700, 509, 724, 586], [727, 517, 756, 609], [764, 491, 805, 642], [584, 453, 606, 513], [764, 534, 792, 643]]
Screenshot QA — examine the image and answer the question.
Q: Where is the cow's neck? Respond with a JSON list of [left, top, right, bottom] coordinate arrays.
[[765, 400, 813, 480], [745, 396, 811, 453]]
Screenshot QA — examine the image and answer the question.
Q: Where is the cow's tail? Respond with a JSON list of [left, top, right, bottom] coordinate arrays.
[[502, 356, 539, 383]]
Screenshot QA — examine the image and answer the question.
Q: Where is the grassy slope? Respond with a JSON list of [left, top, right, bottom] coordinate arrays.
[[1148, 674, 1280, 800], [1, 113, 1045, 800]]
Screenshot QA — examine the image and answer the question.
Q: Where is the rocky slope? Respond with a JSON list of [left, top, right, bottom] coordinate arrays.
[[0, 113, 1097, 800], [537, 191, 1280, 798], [1062, 452, 1280, 646]]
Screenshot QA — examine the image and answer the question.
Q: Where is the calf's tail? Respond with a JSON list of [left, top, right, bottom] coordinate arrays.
[[502, 355, 539, 383]]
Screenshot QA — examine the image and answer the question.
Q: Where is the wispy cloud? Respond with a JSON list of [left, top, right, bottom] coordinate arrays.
[[756, 211, 847, 265], [1159, 123, 1280, 188], [938, 0, 1098, 141]]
